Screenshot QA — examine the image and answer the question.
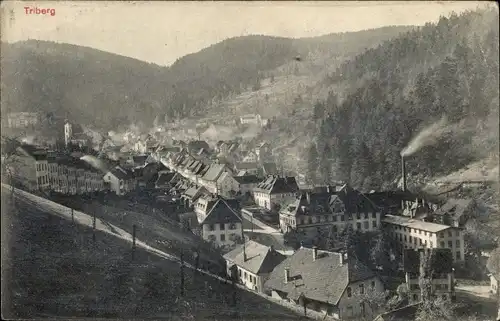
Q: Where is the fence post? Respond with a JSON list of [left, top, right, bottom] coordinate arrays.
[[132, 224, 137, 260], [180, 251, 185, 297], [92, 211, 96, 244]]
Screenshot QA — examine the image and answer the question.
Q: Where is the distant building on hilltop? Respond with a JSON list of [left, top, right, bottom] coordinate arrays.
[[64, 120, 90, 148], [240, 114, 263, 126], [7, 112, 39, 128]]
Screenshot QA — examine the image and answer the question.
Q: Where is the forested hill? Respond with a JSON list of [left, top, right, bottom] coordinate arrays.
[[1, 26, 411, 131], [308, 8, 499, 191]]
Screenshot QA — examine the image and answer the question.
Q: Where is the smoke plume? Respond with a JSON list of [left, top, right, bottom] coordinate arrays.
[[80, 155, 110, 173], [401, 116, 450, 157]]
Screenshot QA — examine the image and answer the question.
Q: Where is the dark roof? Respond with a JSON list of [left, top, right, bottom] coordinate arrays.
[[132, 155, 148, 165], [262, 162, 278, 175], [234, 175, 263, 185], [155, 172, 177, 186], [329, 185, 379, 213], [18, 144, 47, 160], [109, 166, 134, 180], [183, 186, 209, 200], [254, 175, 299, 194], [246, 232, 295, 253], [264, 247, 377, 305], [223, 240, 287, 275], [200, 198, 242, 225], [188, 140, 210, 152]]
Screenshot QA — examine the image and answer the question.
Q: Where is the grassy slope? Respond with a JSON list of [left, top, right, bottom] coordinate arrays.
[[1, 190, 304, 320]]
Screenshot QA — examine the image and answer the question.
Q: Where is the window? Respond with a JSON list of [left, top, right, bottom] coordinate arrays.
[[238, 269, 242, 277], [208, 235, 216, 242], [373, 220, 377, 228], [456, 251, 461, 260], [359, 284, 364, 294], [356, 213, 361, 219], [409, 236, 412, 242], [372, 212, 376, 218], [220, 223, 225, 230], [456, 240, 460, 247], [220, 234, 225, 241], [442, 295, 447, 300], [404, 235, 407, 242], [448, 241, 453, 248], [209, 224, 215, 231], [357, 223, 362, 230], [341, 215, 345, 222], [229, 223, 237, 230], [440, 241, 445, 248], [364, 221, 369, 229], [371, 281, 375, 289], [364, 213, 368, 219], [448, 230, 452, 237], [346, 287, 352, 297]]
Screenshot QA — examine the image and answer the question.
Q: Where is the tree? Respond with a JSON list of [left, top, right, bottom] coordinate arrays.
[[306, 143, 319, 184]]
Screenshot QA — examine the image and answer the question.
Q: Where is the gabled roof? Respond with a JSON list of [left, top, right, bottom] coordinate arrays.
[[132, 155, 148, 165], [188, 140, 210, 152], [202, 164, 226, 182], [373, 303, 421, 321], [234, 175, 263, 185], [223, 240, 287, 275], [235, 162, 259, 170], [200, 198, 242, 225], [155, 172, 177, 186], [183, 186, 209, 200], [17, 144, 47, 160], [108, 166, 134, 180], [265, 247, 377, 305], [254, 175, 299, 194]]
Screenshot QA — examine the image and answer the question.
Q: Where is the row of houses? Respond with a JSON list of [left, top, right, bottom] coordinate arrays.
[[7, 144, 143, 196]]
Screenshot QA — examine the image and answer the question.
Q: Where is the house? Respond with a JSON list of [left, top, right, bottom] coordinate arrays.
[[131, 155, 149, 168], [181, 185, 210, 208], [187, 140, 210, 155], [431, 198, 479, 228], [223, 240, 287, 293], [200, 164, 227, 193], [195, 197, 243, 247], [383, 215, 465, 262], [155, 171, 179, 190], [265, 247, 385, 320], [134, 140, 147, 154], [486, 246, 500, 296], [279, 186, 382, 240], [403, 248, 455, 303], [103, 166, 136, 196], [241, 150, 258, 163], [240, 114, 262, 126], [234, 175, 263, 195], [7, 112, 39, 128], [255, 142, 272, 162], [9, 144, 50, 191], [216, 172, 240, 197], [253, 175, 299, 211], [234, 162, 260, 175]]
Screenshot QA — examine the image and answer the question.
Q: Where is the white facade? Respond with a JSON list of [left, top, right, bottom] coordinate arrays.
[[7, 112, 39, 128], [254, 191, 296, 210], [202, 222, 243, 247], [64, 122, 73, 147], [383, 215, 465, 262], [9, 148, 50, 191], [103, 170, 135, 196], [216, 172, 240, 196]]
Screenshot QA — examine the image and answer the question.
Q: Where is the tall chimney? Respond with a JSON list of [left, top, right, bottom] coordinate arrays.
[[306, 192, 311, 204], [401, 155, 407, 192], [312, 246, 318, 261], [284, 267, 290, 283]]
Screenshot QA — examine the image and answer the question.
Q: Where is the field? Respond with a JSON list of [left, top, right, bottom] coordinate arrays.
[[1, 188, 305, 320]]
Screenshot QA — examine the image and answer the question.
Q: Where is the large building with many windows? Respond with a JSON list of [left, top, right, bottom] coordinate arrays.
[[9, 144, 50, 191], [279, 185, 382, 240], [383, 215, 465, 262]]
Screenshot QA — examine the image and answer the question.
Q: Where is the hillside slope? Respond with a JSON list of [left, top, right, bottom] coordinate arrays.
[[306, 8, 498, 192], [1, 188, 304, 319], [1, 26, 411, 133]]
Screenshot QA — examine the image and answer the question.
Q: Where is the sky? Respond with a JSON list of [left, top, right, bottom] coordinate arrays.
[[1, 1, 486, 66]]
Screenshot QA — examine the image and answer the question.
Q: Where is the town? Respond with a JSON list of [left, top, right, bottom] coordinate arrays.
[[2, 113, 499, 321]]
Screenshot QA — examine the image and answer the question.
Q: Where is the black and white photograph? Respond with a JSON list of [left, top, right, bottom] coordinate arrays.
[[1, 1, 499, 320]]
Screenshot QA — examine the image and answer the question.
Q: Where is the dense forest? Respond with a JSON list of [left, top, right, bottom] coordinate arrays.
[[308, 8, 499, 191], [0, 27, 410, 131]]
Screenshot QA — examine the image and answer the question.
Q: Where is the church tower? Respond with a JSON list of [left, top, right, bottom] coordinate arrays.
[[64, 120, 73, 147]]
